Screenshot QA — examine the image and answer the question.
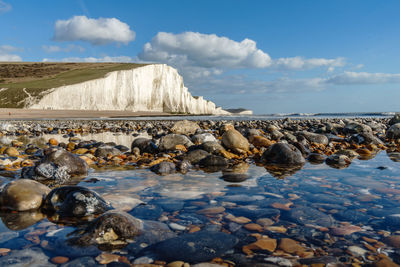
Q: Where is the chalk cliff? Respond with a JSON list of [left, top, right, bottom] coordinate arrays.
[[28, 64, 229, 115]]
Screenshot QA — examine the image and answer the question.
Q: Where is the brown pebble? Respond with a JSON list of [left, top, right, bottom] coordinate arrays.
[[51, 256, 69, 264], [196, 206, 225, 215], [244, 223, 263, 232], [96, 253, 120, 264], [49, 138, 58, 146]]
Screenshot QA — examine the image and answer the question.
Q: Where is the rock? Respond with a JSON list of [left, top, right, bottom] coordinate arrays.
[[153, 231, 238, 263], [171, 120, 200, 135], [201, 141, 225, 154], [307, 153, 326, 164], [131, 138, 158, 154], [95, 253, 120, 264], [373, 258, 398, 267], [49, 138, 59, 146], [299, 131, 328, 145], [347, 245, 367, 257], [330, 225, 362, 236], [42, 186, 112, 220], [42, 149, 89, 176], [222, 129, 250, 153], [389, 114, 400, 125], [284, 205, 334, 227], [385, 214, 400, 228], [264, 257, 292, 267], [129, 204, 163, 220], [192, 133, 217, 144], [184, 149, 210, 164], [325, 154, 351, 169], [4, 147, 19, 157], [387, 123, 400, 140], [243, 237, 277, 254], [51, 256, 69, 264], [94, 146, 121, 158], [159, 134, 194, 151], [150, 161, 176, 175], [344, 122, 372, 134], [197, 206, 225, 215], [221, 162, 250, 183], [278, 238, 305, 254], [335, 149, 359, 159], [68, 211, 143, 247], [262, 142, 305, 165], [176, 159, 192, 173], [249, 135, 273, 148], [199, 155, 229, 170], [384, 236, 400, 248], [0, 179, 51, 211], [0, 247, 55, 266]]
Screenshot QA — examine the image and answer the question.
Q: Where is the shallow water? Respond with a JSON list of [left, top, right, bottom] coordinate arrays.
[[1, 134, 400, 265]]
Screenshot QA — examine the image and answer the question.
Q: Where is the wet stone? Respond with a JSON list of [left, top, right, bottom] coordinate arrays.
[[184, 149, 210, 164], [262, 142, 305, 165], [94, 146, 122, 158], [284, 205, 334, 227], [42, 186, 112, 220], [0, 247, 55, 267], [131, 138, 158, 154], [60, 256, 97, 267], [68, 211, 143, 247], [159, 134, 193, 151], [129, 204, 163, 220], [150, 161, 176, 175], [152, 230, 238, 263]]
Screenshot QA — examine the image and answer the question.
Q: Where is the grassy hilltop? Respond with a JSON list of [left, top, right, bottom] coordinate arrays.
[[0, 62, 147, 108]]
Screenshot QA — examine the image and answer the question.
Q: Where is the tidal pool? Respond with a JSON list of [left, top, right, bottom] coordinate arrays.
[[0, 134, 400, 266]]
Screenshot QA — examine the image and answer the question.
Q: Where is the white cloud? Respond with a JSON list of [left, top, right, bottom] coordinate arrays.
[[53, 16, 135, 45], [42, 55, 134, 63], [326, 71, 400, 85], [272, 56, 345, 71], [42, 44, 85, 53], [138, 32, 271, 71], [0, 45, 22, 61], [0, 1, 11, 14]]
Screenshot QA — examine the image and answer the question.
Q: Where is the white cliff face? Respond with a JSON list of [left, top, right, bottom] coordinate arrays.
[[28, 64, 229, 115]]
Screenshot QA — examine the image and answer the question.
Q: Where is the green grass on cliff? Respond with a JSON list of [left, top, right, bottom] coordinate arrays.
[[0, 62, 147, 108]]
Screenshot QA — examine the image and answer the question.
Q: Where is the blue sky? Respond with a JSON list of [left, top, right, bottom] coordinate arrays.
[[1, 0, 400, 114]]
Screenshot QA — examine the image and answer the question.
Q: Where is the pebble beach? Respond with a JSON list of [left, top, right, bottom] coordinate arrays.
[[0, 115, 400, 266]]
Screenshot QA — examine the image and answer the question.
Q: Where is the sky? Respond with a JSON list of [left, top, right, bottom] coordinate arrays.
[[1, 0, 400, 114]]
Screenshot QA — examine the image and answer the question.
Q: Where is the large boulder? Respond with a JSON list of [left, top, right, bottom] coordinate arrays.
[[389, 114, 400, 125], [94, 146, 122, 158], [262, 142, 305, 165], [159, 134, 193, 151], [171, 120, 200, 135], [0, 179, 51, 211], [343, 122, 372, 134], [222, 129, 250, 153], [131, 138, 158, 154]]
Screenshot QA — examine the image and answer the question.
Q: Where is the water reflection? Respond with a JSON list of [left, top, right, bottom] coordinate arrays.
[[0, 210, 45, 230]]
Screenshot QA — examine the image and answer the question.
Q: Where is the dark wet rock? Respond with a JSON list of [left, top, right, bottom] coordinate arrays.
[[284, 205, 334, 227], [127, 220, 177, 255], [325, 154, 351, 169], [159, 134, 193, 151], [22, 149, 89, 185], [262, 142, 305, 165], [307, 153, 326, 164], [42, 186, 112, 221], [0, 210, 45, 230], [0, 247, 55, 267], [192, 133, 217, 144], [94, 146, 122, 158], [199, 155, 228, 168], [222, 129, 250, 153], [129, 204, 163, 220], [114, 145, 129, 153], [0, 179, 51, 211], [178, 213, 208, 225], [344, 122, 372, 134], [60, 256, 97, 267], [335, 149, 359, 159], [152, 231, 238, 263], [150, 161, 176, 175], [68, 211, 143, 248], [131, 138, 158, 154], [351, 132, 384, 145], [299, 131, 329, 145], [333, 209, 370, 224], [387, 123, 400, 140], [171, 120, 200, 135], [176, 159, 192, 173], [184, 149, 210, 164], [389, 114, 400, 125], [201, 141, 225, 154]]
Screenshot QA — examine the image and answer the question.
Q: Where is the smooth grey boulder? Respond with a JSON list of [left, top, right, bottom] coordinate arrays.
[[159, 134, 193, 151], [262, 142, 305, 165]]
